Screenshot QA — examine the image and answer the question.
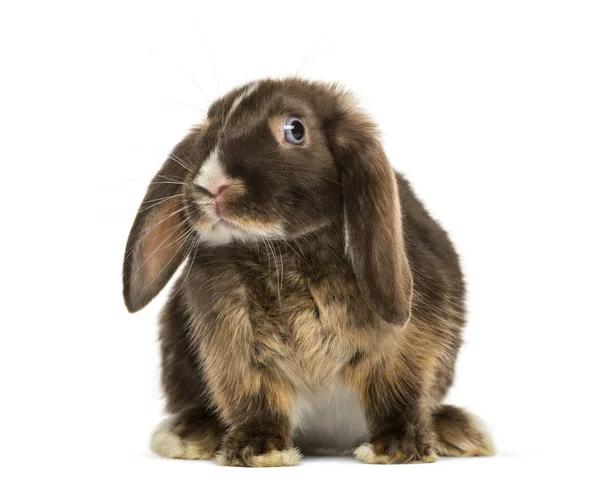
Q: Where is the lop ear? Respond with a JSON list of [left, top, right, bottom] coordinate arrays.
[[329, 104, 413, 325], [122, 130, 200, 313]]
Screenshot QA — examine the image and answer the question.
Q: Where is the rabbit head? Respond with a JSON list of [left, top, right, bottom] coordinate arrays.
[[123, 78, 412, 325]]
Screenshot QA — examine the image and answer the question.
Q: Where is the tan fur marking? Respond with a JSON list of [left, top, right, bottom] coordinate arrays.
[[196, 291, 296, 422], [221, 178, 247, 201]]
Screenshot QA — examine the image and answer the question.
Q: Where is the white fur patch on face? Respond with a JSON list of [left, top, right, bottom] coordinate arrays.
[[193, 149, 229, 195], [292, 381, 368, 454], [225, 81, 260, 124]]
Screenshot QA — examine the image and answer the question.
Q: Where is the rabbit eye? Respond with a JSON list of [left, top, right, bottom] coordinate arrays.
[[283, 117, 306, 144]]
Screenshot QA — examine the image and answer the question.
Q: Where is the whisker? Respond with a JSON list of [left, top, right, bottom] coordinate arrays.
[[155, 173, 187, 182], [176, 65, 211, 105], [132, 194, 183, 216], [163, 235, 201, 308], [117, 194, 182, 216], [124, 218, 190, 274], [120, 175, 155, 183], [170, 102, 208, 116], [142, 194, 184, 205], [274, 240, 284, 299], [131, 207, 185, 239], [148, 181, 188, 187], [265, 238, 281, 304], [168, 153, 194, 173], [203, 37, 221, 98], [183, 154, 196, 172], [295, 35, 328, 76], [282, 238, 309, 267], [259, 235, 272, 292]]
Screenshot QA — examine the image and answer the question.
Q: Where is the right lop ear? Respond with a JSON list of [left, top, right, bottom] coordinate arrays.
[[328, 98, 413, 326], [122, 130, 200, 313]]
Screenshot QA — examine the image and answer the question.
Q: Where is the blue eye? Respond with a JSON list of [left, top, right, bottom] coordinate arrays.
[[283, 117, 306, 144]]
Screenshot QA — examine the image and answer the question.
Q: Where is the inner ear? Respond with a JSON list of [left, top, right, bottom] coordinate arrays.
[[123, 126, 204, 312], [140, 199, 187, 285], [123, 197, 188, 313]]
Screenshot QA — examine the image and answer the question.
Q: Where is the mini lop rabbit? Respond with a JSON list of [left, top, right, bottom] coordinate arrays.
[[123, 78, 494, 466]]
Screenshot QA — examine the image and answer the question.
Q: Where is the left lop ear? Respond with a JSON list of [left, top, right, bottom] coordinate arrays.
[[328, 103, 413, 326], [122, 129, 201, 313]]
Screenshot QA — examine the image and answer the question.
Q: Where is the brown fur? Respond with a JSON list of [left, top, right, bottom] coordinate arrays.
[[123, 78, 494, 466]]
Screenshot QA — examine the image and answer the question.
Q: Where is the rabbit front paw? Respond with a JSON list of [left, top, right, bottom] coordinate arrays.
[[216, 429, 300, 467], [354, 433, 438, 465]]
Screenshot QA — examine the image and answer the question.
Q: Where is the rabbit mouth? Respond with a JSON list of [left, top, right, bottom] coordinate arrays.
[[200, 216, 285, 245], [207, 217, 256, 238], [213, 217, 242, 231], [187, 196, 285, 245]]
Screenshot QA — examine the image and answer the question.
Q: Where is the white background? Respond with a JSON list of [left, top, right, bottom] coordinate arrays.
[[1, 1, 599, 485]]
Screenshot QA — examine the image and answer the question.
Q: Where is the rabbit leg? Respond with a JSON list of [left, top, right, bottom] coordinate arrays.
[[151, 406, 226, 460], [153, 293, 227, 460], [212, 376, 300, 467], [349, 359, 438, 464]]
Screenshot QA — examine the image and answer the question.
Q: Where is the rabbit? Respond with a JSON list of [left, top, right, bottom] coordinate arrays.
[[122, 78, 494, 467]]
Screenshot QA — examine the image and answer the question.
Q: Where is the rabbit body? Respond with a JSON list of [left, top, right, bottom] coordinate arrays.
[[124, 78, 494, 466]]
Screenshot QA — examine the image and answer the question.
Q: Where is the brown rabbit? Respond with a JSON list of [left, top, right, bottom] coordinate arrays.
[[123, 78, 494, 467]]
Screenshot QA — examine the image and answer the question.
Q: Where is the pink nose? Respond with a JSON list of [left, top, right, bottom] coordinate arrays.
[[196, 183, 229, 198], [213, 184, 229, 197]]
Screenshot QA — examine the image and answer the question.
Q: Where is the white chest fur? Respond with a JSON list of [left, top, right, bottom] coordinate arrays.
[[292, 381, 368, 454]]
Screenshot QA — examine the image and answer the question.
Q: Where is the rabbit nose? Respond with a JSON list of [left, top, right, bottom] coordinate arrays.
[[213, 184, 229, 197], [195, 183, 229, 198]]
